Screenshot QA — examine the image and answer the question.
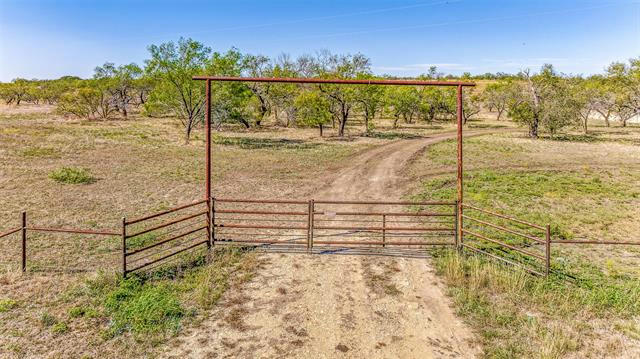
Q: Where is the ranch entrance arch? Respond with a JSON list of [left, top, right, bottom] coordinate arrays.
[[193, 76, 474, 251]]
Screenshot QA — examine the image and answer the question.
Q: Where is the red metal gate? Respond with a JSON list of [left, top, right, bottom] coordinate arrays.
[[212, 198, 457, 250]]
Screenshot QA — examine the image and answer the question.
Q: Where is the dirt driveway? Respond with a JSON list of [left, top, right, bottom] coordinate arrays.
[[167, 132, 489, 358]]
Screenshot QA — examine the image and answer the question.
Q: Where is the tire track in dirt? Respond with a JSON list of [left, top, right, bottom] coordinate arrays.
[[167, 131, 496, 358]]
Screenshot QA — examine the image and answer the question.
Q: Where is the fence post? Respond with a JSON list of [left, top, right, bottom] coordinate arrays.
[[211, 197, 215, 248], [122, 217, 127, 279], [454, 201, 460, 250], [382, 214, 386, 248], [545, 224, 551, 276], [309, 200, 315, 253], [21, 211, 26, 273]]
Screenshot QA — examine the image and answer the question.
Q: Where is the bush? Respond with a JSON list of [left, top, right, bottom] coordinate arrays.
[[49, 167, 95, 184], [0, 299, 18, 312]]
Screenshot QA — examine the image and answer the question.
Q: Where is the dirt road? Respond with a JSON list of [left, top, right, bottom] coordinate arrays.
[[168, 132, 486, 358]]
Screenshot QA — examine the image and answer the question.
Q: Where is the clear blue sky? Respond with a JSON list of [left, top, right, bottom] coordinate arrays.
[[1, 0, 639, 81]]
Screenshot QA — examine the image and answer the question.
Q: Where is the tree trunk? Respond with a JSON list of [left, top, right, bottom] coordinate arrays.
[[496, 108, 504, 121], [529, 115, 539, 138], [319, 124, 323, 137]]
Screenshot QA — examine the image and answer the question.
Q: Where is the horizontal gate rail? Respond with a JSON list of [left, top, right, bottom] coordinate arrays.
[[461, 229, 545, 260], [126, 199, 208, 225], [461, 215, 545, 243], [123, 200, 210, 277], [212, 198, 457, 250], [461, 203, 550, 276], [462, 203, 545, 230], [462, 243, 545, 276], [126, 210, 208, 238]]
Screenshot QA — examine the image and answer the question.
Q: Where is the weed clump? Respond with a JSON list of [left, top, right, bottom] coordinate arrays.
[[0, 298, 18, 312], [49, 167, 95, 184]]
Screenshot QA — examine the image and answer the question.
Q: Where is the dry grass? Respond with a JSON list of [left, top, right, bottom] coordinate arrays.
[[0, 103, 460, 358], [410, 125, 640, 357]]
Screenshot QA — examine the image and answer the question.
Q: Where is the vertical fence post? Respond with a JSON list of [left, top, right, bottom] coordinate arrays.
[[307, 201, 312, 252], [382, 214, 386, 248], [21, 211, 26, 273], [122, 217, 127, 279], [310, 200, 315, 252], [456, 84, 464, 252], [454, 202, 460, 250], [545, 224, 551, 276], [210, 197, 215, 248]]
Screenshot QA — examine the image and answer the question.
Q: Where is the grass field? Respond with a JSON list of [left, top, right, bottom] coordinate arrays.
[[410, 127, 640, 358], [1, 102, 639, 358], [0, 104, 468, 357]]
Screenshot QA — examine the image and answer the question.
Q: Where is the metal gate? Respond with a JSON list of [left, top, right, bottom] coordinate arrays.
[[212, 198, 457, 250]]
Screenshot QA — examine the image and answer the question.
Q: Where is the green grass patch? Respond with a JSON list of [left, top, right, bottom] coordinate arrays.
[[21, 146, 60, 158], [416, 169, 638, 242], [66, 246, 258, 344], [213, 135, 322, 150], [0, 299, 18, 312], [51, 322, 69, 335], [126, 233, 158, 251], [433, 250, 640, 357], [366, 131, 422, 140], [48, 167, 95, 184]]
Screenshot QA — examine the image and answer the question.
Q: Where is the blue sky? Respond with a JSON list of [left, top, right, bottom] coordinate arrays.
[[1, 0, 639, 81]]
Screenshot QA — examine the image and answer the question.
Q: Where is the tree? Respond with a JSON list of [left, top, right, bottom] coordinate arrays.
[[605, 59, 640, 127], [572, 78, 599, 133], [462, 90, 482, 124], [294, 89, 332, 136], [207, 48, 253, 129], [507, 65, 580, 138], [94, 62, 143, 118], [144, 38, 211, 143], [482, 81, 510, 120], [243, 54, 273, 126], [315, 51, 371, 136], [354, 73, 384, 134], [56, 79, 117, 120], [269, 54, 299, 127], [386, 86, 419, 128]]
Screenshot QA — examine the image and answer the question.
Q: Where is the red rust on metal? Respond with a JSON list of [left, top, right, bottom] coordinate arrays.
[[192, 76, 476, 87], [462, 229, 545, 261], [26, 227, 120, 236], [127, 210, 208, 238], [313, 200, 455, 205], [214, 223, 308, 230], [126, 225, 208, 256], [462, 203, 546, 230], [127, 239, 209, 273], [126, 199, 208, 225], [215, 209, 308, 216], [314, 225, 453, 231], [314, 211, 455, 217], [550, 240, 640, 245], [456, 85, 463, 249], [215, 198, 309, 204], [312, 240, 454, 246], [0, 227, 21, 239], [461, 215, 545, 243]]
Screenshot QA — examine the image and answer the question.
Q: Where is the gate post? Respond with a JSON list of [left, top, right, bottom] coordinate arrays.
[[545, 224, 551, 276], [454, 202, 459, 249], [21, 211, 26, 273], [456, 85, 464, 251], [209, 197, 215, 249], [382, 214, 386, 248], [122, 217, 127, 279], [307, 200, 315, 253]]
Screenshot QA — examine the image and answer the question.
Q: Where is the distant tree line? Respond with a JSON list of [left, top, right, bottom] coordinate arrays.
[[1, 37, 638, 142]]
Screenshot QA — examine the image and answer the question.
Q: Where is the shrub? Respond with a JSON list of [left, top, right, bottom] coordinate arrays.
[[0, 299, 18, 312], [49, 167, 95, 184], [51, 322, 69, 334]]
